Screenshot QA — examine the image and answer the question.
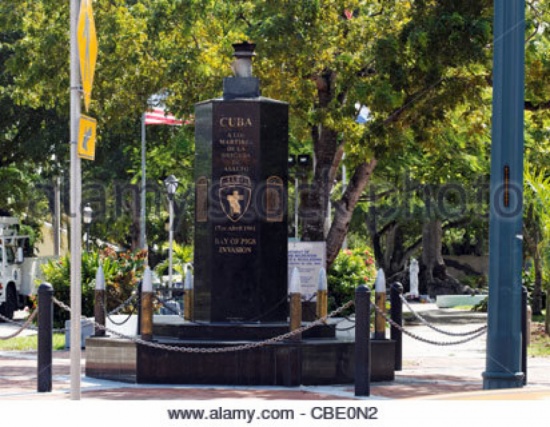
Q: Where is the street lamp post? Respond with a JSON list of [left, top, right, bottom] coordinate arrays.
[[83, 203, 93, 253], [164, 175, 179, 289], [288, 154, 311, 240], [483, 0, 526, 390], [288, 156, 297, 238]]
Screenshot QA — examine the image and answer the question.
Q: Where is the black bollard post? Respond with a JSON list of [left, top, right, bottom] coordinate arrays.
[[136, 280, 142, 336], [37, 283, 53, 393], [355, 285, 371, 397], [140, 267, 154, 341], [522, 286, 528, 386], [390, 282, 403, 371], [93, 264, 106, 337]]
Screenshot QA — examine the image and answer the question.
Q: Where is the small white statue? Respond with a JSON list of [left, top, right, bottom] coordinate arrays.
[[409, 258, 420, 299]]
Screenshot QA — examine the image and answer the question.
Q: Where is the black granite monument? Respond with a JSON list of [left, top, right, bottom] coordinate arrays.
[[85, 44, 397, 387], [194, 42, 289, 323]]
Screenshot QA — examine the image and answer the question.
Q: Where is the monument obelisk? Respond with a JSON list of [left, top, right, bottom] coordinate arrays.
[[194, 43, 289, 323]]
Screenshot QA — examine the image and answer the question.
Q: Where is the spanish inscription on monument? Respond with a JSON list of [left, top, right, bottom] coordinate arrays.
[[212, 109, 259, 258]]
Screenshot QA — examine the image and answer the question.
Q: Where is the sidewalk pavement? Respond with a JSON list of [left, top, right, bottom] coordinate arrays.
[[1, 304, 550, 400]]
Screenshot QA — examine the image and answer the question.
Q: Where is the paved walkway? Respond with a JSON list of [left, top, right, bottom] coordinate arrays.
[[1, 304, 550, 401]]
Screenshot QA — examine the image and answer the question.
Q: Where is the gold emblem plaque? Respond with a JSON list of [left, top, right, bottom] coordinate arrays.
[[219, 175, 252, 223], [266, 176, 284, 222], [196, 177, 208, 223]]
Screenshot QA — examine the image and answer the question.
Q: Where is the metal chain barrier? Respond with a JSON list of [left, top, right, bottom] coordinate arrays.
[[371, 302, 487, 346], [53, 296, 355, 354], [105, 310, 136, 326], [102, 299, 137, 326], [53, 298, 76, 315], [245, 294, 289, 323], [0, 294, 138, 336], [335, 315, 356, 332], [51, 295, 486, 347], [400, 295, 488, 337], [0, 309, 39, 340], [335, 324, 356, 332], [106, 293, 138, 316], [154, 295, 185, 318]]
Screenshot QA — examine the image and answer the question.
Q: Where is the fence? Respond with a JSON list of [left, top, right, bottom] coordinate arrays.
[[1, 279, 531, 397]]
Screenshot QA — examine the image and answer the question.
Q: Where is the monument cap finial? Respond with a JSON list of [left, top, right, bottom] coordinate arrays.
[[232, 41, 256, 58], [231, 42, 256, 78]]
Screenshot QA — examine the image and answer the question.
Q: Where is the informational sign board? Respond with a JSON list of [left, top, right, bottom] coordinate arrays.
[[288, 241, 326, 301], [77, 0, 98, 111], [77, 115, 97, 160]]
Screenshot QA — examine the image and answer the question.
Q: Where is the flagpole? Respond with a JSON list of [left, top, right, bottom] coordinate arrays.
[[140, 113, 147, 252], [140, 106, 183, 255]]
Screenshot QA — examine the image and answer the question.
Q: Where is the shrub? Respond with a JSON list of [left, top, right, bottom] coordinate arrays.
[[472, 296, 488, 313], [154, 242, 193, 278], [327, 247, 377, 311], [41, 248, 146, 328]]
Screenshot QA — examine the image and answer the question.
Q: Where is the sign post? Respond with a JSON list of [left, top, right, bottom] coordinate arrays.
[[70, 0, 98, 400], [69, 0, 82, 401]]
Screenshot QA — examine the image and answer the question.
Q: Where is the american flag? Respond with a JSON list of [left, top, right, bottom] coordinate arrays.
[[144, 107, 184, 126]]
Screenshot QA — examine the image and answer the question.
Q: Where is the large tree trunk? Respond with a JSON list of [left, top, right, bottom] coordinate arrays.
[[385, 223, 407, 275], [366, 192, 386, 270], [421, 219, 466, 297], [421, 219, 444, 285], [326, 159, 377, 267], [301, 125, 339, 241], [300, 71, 377, 269], [301, 72, 340, 242], [532, 246, 544, 315], [524, 207, 544, 315], [130, 184, 141, 251]]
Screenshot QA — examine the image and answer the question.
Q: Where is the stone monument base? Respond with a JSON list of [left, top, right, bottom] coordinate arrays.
[[85, 320, 396, 386]]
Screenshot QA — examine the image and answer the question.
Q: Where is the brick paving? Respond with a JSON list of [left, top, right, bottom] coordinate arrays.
[[2, 306, 550, 400]]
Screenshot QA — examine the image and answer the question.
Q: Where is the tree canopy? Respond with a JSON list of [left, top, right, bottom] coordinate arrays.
[[1, 1, 550, 296]]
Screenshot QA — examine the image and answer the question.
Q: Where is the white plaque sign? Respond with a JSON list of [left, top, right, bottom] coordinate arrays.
[[288, 241, 326, 301]]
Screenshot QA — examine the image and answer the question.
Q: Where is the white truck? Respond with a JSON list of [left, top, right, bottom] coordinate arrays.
[[0, 217, 50, 320]]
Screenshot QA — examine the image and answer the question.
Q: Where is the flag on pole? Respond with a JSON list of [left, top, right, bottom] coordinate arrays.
[[144, 107, 183, 126], [140, 105, 192, 250]]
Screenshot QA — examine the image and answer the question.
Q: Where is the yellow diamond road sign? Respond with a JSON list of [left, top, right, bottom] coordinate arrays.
[[77, 0, 98, 112], [78, 115, 97, 160]]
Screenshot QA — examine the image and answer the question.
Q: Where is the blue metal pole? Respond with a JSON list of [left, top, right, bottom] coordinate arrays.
[[483, 0, 526, 390]]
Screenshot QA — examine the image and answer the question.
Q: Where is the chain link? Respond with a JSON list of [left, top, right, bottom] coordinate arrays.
[[54, 297, 487, 347], [154, 295, 185, 318], [371, 302, 487, 346], [54, 297, 355, 354], [53, 297, 72, 313], [0, 309, 39, 340], [107, 293, 138, 316], [334, 316, 356, 332], [101, 298, 137, 326], [3, 294, 139, 336], [400, 295, 488, 337]]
